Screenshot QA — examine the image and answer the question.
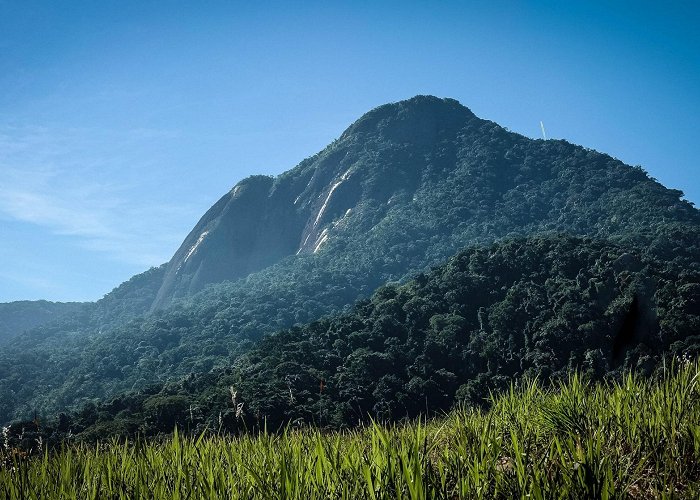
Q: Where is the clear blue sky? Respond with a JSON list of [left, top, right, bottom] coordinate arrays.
[[0, 0, 698, 302]]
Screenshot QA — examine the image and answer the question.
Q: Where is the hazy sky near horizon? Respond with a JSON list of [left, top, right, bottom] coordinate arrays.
[[0, 0, 698, 302]]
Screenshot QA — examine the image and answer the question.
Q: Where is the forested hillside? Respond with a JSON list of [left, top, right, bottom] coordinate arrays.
[[0, 96, 698, 425], [10, 234, 697, 442]]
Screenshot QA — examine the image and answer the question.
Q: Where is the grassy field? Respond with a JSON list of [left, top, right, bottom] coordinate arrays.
[[1, 360, 699, 499]]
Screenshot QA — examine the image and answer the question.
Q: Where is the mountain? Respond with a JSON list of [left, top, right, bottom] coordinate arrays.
[[0, 301, 85, 344], [0, 95, 698, 424], [153, 96, 698, 310]]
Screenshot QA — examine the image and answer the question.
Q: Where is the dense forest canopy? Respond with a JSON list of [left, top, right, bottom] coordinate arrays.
[[9, 234, 693, 443]]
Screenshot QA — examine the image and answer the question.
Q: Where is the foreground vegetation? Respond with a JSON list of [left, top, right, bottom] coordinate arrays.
[[2, 359, 698, 499]]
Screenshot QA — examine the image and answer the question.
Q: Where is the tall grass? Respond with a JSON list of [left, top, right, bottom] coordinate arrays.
[[2, 360, 699, 499]]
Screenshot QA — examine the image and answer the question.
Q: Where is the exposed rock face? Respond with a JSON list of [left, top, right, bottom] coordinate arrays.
[[153, 96, 478, 308], [153, 175, 306, 308]]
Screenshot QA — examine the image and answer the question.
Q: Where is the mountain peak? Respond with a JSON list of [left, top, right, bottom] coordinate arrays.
[[339, 95, 476, 142], [381, 94, 470, 112]]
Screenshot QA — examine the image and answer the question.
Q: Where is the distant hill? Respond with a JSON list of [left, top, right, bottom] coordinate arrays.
[[0, 301, 85, 344], [0, 95, 698, 424]]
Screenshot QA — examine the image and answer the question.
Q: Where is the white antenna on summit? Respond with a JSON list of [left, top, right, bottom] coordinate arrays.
[[540, 121, 547, 140]]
